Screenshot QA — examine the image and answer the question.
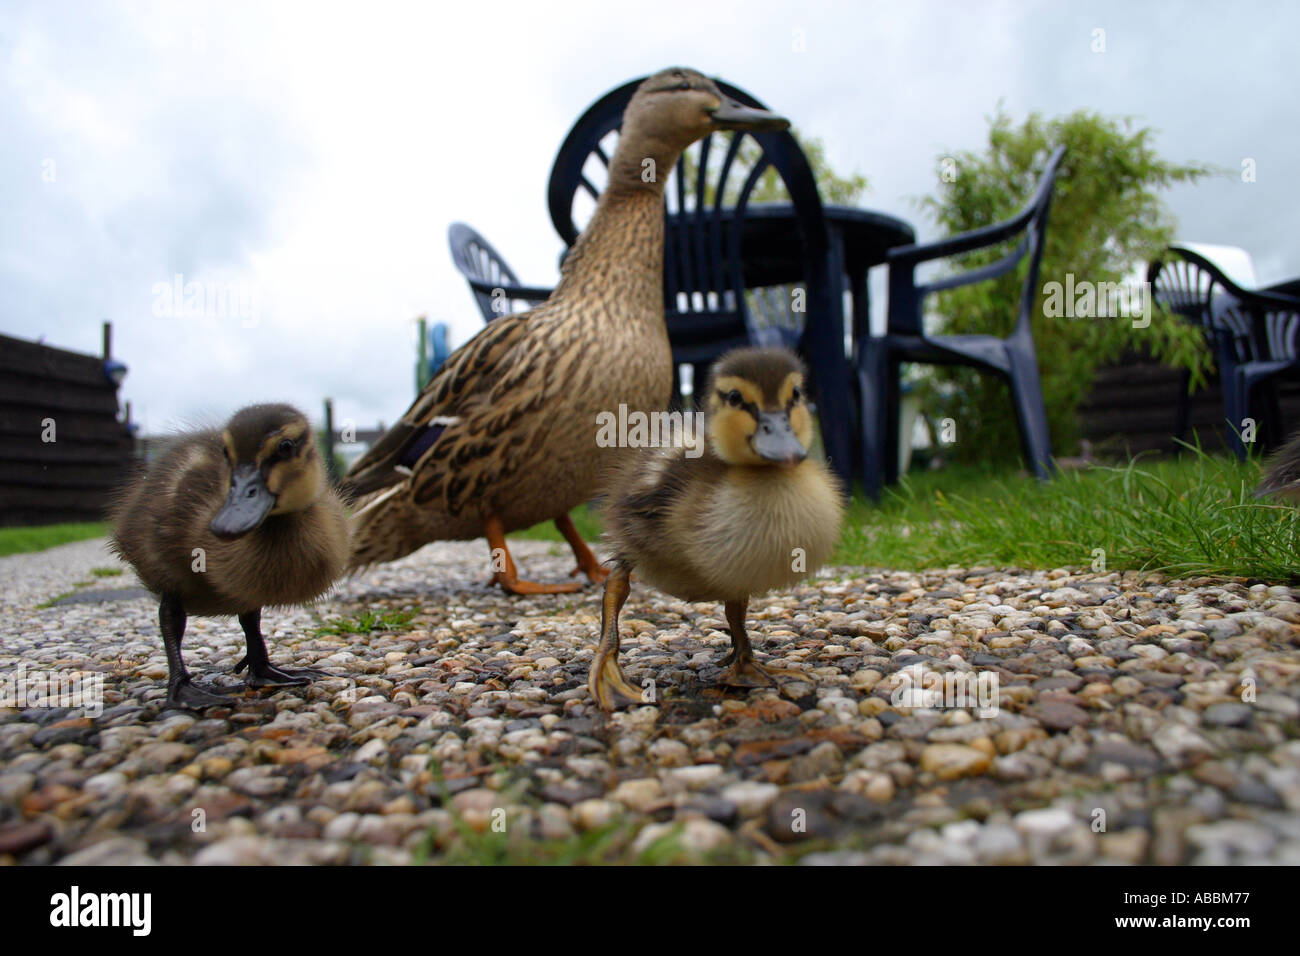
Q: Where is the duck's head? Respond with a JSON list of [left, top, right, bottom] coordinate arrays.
[[210, 404, 326, 540], [621, 67, 790, 156], [706, 347, 814, 468]]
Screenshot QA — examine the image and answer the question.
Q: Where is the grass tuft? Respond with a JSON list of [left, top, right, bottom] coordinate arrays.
[[0, 522, 108, 557], [513, 450, 1297, 582]]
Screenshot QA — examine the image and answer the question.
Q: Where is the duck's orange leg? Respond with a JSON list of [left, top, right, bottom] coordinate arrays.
[[555, 512, 610, 585], [484, 514, 583, 595]]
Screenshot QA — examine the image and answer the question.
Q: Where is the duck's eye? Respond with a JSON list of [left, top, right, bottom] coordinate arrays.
[[726, 390, 743, 407], [791, 386, 802, 403], [677, 80, 691, 91], [278, 438, 295, 456]]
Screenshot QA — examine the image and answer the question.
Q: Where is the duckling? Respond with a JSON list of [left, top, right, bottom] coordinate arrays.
[[342, 67, 789, 594], [1257, 432, 1300, 502], [109, 404, 348, 709], [589, 347, 844, 709]]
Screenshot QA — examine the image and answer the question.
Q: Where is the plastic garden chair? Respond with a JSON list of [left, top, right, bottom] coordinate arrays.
[[1149, 244, 1300, 457], [858, 146, 1066, 498], [447, 222, 553, 323], [1212, 285, 1300, 457], [545, 75, 853, 482]]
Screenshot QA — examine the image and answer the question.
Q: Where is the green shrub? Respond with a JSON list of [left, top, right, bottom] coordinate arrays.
[[915, 109, 1218, 461]]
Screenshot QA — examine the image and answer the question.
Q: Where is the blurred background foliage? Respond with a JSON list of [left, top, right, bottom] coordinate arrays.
[[914, 108, 1217, 461]]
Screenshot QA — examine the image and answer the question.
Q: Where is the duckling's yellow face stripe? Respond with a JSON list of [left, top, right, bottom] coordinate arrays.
[[780, 372, 816, 451], [256, 422, 308, 466]]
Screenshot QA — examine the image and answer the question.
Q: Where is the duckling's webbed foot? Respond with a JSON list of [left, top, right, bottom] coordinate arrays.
[[169, 677, 237, 709], [234, 610, 332, 689], [159, 593, 236, 709], [485, 514, 583, 594], [719, 599, 776, 688], [555, 512, 610, 585], [588, 565, 649, 710]]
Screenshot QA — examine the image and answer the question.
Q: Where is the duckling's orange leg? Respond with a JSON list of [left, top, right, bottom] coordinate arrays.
[[555, 512, 610, 585], [588, 564, 650, 710], [719, 598, 777, 688], [484, 514, 583, 595]]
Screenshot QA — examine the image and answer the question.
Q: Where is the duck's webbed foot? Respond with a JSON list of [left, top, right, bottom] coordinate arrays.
[[718, 598, 778, 688], [233, 657, 332, 688], [485, 515, 583, 594], [587, 565, 650, 710], [167, 676, 237, 710], [234, 610, 334, 689], [556, 512, 610, 585], [590, 650, 645, 709], [159, 593, 235, 709]]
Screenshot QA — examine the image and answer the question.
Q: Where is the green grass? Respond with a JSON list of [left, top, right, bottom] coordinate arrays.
[[90, 566, 123, 577], [312, 608, 418, 636], [512, 448, 1299, 582], [508, 504, 604, 543], [839, 447, 1297, 581], [0, 522, 108, 557]]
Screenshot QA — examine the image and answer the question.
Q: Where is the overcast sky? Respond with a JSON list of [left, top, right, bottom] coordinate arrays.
[[4, 0, 1298, 435]]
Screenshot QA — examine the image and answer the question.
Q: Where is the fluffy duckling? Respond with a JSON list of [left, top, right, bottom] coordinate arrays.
[[589, 347, 844, 709], [1257, 432, 1300, 502], [110, 404, 348, 709], [342, 67, 789, 594]]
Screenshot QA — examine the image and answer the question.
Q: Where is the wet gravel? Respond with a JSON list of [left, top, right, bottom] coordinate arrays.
[[2, 537, 1299, 865]]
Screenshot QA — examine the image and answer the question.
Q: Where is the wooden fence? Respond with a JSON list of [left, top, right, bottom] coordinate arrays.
[[1079, 351, 1300, 457], [0, 329, 134, 527]]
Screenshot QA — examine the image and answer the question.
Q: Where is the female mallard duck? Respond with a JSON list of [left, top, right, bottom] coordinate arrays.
[[342, 67, 789, 594], [109, 404, 348, 709], [589, 347, 844, 709]]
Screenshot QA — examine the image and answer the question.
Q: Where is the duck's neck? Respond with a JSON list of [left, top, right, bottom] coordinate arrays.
[[551, 137, 686, 316]]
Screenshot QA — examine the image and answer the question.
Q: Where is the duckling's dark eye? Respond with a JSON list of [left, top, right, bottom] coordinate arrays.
[[278, 438, 295, 456], [791, 386, 802, 403], [677, 80, 691, 91], [725, 390, 743, 408]]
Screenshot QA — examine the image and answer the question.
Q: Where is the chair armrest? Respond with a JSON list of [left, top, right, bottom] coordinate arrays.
[[885, 205, 1036, 269]]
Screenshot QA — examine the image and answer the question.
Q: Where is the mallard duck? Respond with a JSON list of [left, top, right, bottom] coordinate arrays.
[[588, 347, 844, 709], [342, 67, 789, 594], [1257, 432, 1300, 502], [109, 404, 348, 708]]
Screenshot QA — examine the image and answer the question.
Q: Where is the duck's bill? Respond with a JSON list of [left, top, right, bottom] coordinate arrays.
[[210, 465, 276, 539], [752, 411, 807, 466], [709, 99, 790, 132]]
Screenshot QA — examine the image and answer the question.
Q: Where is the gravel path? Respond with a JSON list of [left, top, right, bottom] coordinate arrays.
[[2, 536, 1299, 864]]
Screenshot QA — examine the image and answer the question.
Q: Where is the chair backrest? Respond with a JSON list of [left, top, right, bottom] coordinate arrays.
[[447, 222, 529, 322], [1150, 245, 1262, 359], [546, 77, 834, 366], [891, 146, 1065, 340], [1211, 286, 1300, 364]]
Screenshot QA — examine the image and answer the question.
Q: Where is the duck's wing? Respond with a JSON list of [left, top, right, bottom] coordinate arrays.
[[342, 311, 537, 499]]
